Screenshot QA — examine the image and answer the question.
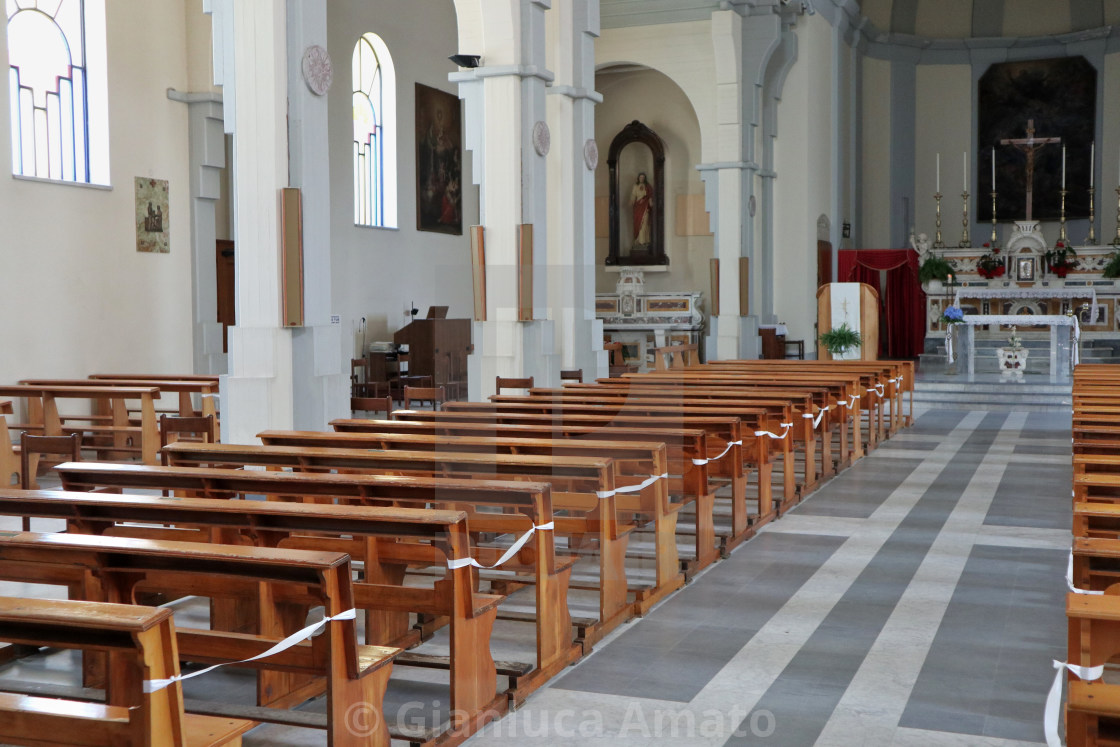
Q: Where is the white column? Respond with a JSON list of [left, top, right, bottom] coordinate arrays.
[[454, 0, 559, 399], [545, 0, 606, 379], [286, 0, 347, 429], [216, 0, 294, 444]]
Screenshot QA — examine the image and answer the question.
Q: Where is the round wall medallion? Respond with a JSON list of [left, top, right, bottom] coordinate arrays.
[[532, 121, 551, 156], [301, 45, 333, 96], [583, 139, 599, 170], [748, 194, 757, 218]]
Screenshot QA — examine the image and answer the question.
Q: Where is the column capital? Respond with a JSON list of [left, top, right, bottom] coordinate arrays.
[[450, 65, 555, 84], [546, 84, 603, 103]]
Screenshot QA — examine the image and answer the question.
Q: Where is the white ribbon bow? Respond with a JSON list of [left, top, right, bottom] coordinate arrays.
[[803, 407, 829, 429], [597, 473, 668, 498], [692, 440, 742, 466], [867, 384, 885, 398], [1045, 659, 1104, 747], [838, 394, 860, 408], [1066, 550, 1103, 596], [145, 608, 358, 693], [447, 522, 555, 570], [755, 422, 793, 440]]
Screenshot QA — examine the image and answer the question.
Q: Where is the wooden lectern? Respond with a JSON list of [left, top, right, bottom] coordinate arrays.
[[393, 318, 472, 390], [816, 282, 879, 360]]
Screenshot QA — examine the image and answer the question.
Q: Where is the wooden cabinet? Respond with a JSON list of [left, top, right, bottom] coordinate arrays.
[[393, 319, 472, 393]]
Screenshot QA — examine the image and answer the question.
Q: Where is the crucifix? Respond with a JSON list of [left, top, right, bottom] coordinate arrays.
[[999, 119, 1061, 221]]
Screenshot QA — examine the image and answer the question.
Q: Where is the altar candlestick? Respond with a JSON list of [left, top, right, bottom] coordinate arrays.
[[936, 153, 940, 192], [991, 147, 996, 190], [1090, 141, 1095, 188], [963, 151, 968, 191], [1062, 145, 1067, 189]]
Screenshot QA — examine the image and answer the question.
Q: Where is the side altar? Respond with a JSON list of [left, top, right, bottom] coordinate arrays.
[[595, 268, 704, 371], [921, 221, 1119, 352]]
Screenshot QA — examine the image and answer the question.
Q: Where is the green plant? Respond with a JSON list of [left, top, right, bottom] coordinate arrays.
[[1101, 251, 1120, 279], [818, 323, 863, 357], [918, 254, 953, 284], [1044, 243, 1078, 277]]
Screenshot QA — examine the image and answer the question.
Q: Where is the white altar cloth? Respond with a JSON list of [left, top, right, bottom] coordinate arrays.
[[952, 287, 1098, 323]]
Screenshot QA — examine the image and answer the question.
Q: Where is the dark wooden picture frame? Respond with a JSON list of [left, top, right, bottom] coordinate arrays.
[[415, 83, 463, 235], [606, 120, 667, 266]]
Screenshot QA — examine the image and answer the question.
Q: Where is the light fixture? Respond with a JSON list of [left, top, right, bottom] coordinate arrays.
[[449, 54, 481, 69]]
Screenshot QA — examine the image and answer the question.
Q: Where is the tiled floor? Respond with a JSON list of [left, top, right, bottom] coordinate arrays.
[[0, 406, 1071, 746]]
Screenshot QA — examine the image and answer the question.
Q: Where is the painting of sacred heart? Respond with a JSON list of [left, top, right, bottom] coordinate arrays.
[[978, 56, 1095, 222], [135, 177, 170, 253], [415, 83, 463, 235]]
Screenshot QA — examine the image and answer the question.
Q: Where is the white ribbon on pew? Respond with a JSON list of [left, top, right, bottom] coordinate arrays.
[[754, 423, 793, 440], [692, 440, 743, 466], [144, 608, 358, 693], [838, 394, 860, 408], [866, 384, 885, 398], [596, 473, 668, 498], [447, 522, 555, 570], [803, 407, 829, 429], [1066, 551, 1104, 596], [1045, 659, 1105, 747]]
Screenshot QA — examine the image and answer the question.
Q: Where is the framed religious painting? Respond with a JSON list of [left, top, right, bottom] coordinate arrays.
[[135, 177, 169, 253], [1017, 256, 1035, 282], [415, 83, 463, 235]]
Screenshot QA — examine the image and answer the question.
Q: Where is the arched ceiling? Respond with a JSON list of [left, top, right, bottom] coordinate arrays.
[[857, 0, 1120, 39]]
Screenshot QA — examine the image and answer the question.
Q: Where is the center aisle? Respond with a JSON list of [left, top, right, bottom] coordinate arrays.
[[464, 409, 1071, 746]]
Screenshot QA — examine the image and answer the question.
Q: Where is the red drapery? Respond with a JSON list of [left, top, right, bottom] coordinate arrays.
[[837, 249, 925, 359]]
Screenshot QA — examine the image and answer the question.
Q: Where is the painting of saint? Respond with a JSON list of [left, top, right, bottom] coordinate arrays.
[[416, 83, 463, 234]]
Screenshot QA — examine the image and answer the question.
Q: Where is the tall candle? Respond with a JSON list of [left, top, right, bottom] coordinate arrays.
[[963, 151, 968, 192], [991, 147, 996, 191], [1090, 141, 1095, 188], [936, 153, 940, 192], [1062, 145, 1067, 189]]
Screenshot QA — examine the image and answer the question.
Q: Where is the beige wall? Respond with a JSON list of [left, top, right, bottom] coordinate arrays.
[[327, 0, 478, 353], [593, 67, 711, 297], [860, 57, 891, 249], [0, 0, 195, 383], [914, 64, 971, 243]]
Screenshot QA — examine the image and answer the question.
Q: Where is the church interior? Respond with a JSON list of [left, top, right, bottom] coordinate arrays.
[[1, 0, 1119, 744]]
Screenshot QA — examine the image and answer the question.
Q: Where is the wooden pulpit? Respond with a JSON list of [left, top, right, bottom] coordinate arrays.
[[816, 282, 879, 360]]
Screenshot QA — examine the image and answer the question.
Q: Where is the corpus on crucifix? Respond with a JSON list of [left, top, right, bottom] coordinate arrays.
[[999, 119, 1061, 220]]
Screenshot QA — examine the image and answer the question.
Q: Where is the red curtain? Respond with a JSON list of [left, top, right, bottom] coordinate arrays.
[[837, 249, 925, 359]]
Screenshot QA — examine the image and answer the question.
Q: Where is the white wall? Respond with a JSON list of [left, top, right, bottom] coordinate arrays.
[[0, 0, 194, 383], [861, 57, 892, 249], [773, 14, 836, 348], [914, 64, 971, 244], [326, 0, 478, 355], [593, 67, 711, 296]]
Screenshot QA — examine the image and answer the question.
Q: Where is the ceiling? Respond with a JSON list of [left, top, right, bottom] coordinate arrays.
[[846, 0, 1117, 39]]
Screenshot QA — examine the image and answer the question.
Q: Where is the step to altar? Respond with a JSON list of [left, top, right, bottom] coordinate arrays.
[[911, 375, 1072, 412]]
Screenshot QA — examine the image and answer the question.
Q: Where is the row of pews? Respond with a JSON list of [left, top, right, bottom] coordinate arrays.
[[0, 360, 913, 745], [1065, 364, 1120, 744]]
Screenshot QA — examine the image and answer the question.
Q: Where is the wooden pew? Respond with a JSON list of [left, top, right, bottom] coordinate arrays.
[[387, 409, 770, 526], [1066, 592, 1120, 745], [50, 462, 584, 677], [156, 443, 680, 627], [20, 378, 219, 421], [0, 596, 252, 747], [443, 398, 794, 511], [0, 385, 161, 464], [324, 418, 752, 557], [1, 399, 17, 486], [0, 532, 399, 747], [267, 426, 724, 574], [0, 490, 519, 738]]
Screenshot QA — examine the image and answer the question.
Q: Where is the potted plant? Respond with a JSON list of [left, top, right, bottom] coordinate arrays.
[[919, 254, 953, 290], [1102, 250, 1120, 279], [976, 252, 1006, 279], [1044, 242, 1077, 278], [818, 323, 863, 359]]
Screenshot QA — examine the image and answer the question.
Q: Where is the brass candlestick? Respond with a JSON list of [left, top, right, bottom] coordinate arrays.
[[1059, 188, 1070, 247], [1086, 186, 1097, 245], [989, 191, 999, 248], [933, 192, 945, 249], [958, 190, 971, 247], [1113, 186, 1120, 247]]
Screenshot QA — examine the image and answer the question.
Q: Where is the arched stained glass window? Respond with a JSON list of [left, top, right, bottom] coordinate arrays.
[[353, 32, 396, 228], [7, 0, 109, 184]]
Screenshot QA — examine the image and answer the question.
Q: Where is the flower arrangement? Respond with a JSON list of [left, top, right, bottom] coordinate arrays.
[[1006, 325, 1022, 350], [818, 323, 863, 357], [1045, 243, 1078, 278], [918, 254, 953, 284], [976, 252, 1005, 279], [941, 306, 964, 325]]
